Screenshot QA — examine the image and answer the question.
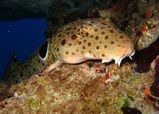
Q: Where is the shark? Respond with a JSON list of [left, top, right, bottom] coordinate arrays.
[[3, 18, 135, 85]]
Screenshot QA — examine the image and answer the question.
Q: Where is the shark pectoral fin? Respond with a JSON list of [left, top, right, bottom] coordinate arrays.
[[129, 56, 132, 60], [43, 61, 62, 73], [102, 59, 112, 63], [129, 50, 135, 60], [114, 57, 123, 66]]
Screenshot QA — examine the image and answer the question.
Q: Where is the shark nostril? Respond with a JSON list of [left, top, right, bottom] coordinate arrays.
[[39, 41, 48, 59]]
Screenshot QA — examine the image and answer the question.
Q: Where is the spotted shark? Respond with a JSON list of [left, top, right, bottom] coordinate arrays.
[[3, 18, 135, 85]]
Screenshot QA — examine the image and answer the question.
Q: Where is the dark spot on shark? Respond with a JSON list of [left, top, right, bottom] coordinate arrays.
[[119, 35, 124, 39], [39, 41, 48, 59], [96, 46, 99, 49], [94, 29, 98, 32], [66, 27, 71, 30], [86, 32, 89, 36], [107, 26, 111, 28], [71, 52, 75, 55], [61, 39, 66, 46], [101, 22, 107, 25], [102, 54, 105, 57], [66, 32, 70, 35], [111, 41, 114, 44], [105, 35, 108, 40], [71, 34, 77, 40], [80, 32, 84, 35], [90, 35, 93, 38], [43, 62, 45, 66], [88, 42, 91, 46], [95, 36, 99, 40], [78, 41, 82, 45], [100, 26, 105, 29], [104, 45, 107, 48], [58, 34, 62, 37], [109, 29, 114, 33], [77, 28, 80, 32], [101, 31, 105, 34]]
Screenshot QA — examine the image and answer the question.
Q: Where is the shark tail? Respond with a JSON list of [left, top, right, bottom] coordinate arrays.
[[2, 40, 61, 85]]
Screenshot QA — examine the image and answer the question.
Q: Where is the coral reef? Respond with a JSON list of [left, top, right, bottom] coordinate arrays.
[[0, 62, 157, 113], [149, 55, 159, 110]]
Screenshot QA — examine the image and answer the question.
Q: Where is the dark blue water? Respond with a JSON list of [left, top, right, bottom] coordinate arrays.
[[0, 18, 47, 77]]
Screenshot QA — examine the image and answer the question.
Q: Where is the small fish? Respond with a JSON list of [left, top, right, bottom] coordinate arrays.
[[3, 18, 135, 85]]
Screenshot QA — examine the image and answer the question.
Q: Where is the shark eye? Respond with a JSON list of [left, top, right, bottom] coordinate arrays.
[[39, 41, 48, 59]]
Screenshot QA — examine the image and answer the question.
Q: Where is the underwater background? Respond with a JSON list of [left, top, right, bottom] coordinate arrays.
[[0, 0, 159, 113], [0, 18, 46, 77]]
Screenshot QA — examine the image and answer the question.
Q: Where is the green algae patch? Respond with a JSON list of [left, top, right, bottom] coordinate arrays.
[[116, 95, 134, 108], [27, 97, 41, 110]]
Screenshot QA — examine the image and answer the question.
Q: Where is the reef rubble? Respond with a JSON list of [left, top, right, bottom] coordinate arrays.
[[0, 62, 157, 113]]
